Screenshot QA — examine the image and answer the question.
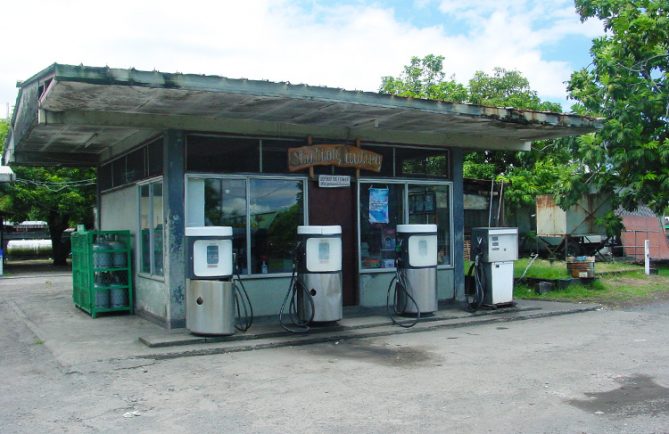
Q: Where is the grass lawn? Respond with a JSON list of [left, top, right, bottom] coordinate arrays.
[[511, 258, 669, 307], [513, 257, 643, 279]]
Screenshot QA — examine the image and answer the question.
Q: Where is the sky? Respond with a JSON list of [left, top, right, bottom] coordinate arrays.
[[1, 0, 604, 117]]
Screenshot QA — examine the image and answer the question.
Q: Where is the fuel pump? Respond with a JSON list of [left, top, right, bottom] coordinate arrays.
[[185, 226, 253, 335], [279, 226, 343, 333], [467, 227, 518, 311], [386, 224, 439, 328]]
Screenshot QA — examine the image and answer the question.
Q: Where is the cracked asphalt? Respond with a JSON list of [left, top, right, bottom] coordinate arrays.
[[1, 271, 668, 433]]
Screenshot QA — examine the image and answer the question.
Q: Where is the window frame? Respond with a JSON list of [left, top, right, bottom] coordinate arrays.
[[99, 136, 162, 193], [357, 178, 453, 273], [137, 177, 165, 279], [185, 173, 309, 278], [360, 144, 450, 179]]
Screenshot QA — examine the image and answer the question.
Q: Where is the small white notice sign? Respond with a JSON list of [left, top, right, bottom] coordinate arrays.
[[318, 175, 351, 188]]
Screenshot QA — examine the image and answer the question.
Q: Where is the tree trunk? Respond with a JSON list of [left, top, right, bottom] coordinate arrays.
[[48, 211, 70, 266]]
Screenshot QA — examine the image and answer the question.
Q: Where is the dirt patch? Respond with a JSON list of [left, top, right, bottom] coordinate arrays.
[[608, 276, 653, 287], [613, 289, 669, 309], [603, 274, 669, 308]]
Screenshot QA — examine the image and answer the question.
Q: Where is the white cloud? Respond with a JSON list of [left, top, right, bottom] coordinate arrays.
[[0, 0, 604, 116]]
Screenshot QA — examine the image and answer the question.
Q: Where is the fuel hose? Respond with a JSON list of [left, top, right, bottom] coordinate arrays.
[[233, 267, 254, 332], [279, 243, 315, 333], [386, 267, 421, 328]]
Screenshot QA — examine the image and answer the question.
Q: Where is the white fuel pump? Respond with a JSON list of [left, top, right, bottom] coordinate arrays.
[[279, 225, 343, 332], [186, 226, 253, 335], [467, 227, 518, 310], [387, 224, 438, 328]]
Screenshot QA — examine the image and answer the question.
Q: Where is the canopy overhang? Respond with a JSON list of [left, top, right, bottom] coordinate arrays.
[[4, 63, 601, 166]]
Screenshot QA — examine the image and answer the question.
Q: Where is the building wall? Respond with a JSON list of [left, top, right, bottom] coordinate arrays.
[[99, 134, 467, 328], [101, 184, 170, 326], [359, 269, 455, 307], [100, 187, 136, 233], [237, 270, 456, 317], [238, 276, 293, 317], [134, 276, 170, 325]]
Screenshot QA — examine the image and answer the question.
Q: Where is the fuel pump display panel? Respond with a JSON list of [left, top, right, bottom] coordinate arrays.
[[305, 237, 342, 272], [206, 245, 219, 266], [192, 239, 233, 278], [471, 227, 518, 262], [407, 235, 438, 268]]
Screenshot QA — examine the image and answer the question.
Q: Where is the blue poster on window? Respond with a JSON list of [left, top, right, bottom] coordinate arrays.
[[369, 188, 389, 224]]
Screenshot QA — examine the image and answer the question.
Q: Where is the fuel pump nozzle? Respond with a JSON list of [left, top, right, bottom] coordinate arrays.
[[279, 241, 315, 333], [386, 239, 421, 328], [466, 236, 486, 312]]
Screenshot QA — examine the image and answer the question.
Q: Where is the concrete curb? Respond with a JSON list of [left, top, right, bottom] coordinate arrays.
[[139, 304, 601, 361], [139, 306, 545, 348]]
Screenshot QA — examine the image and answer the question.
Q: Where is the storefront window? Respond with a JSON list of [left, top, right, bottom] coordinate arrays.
[[186, 136, 260, 173], [250, 179, 304, 274], [126, 147, 146, 183], [204, 178, 248, 273], [100, 138, 161, 192], [261, 139, 302, 173], [139, 179, 164, 276], [396, 148, 449, 178], [408, 184, 451, 265], [359, 180, 452, 270], [140, 185, 150, 274], [359, 183, 405, 269], [360, 145, 394, 177], [187, 175, 306, 276], [152, 182, 164, 275]]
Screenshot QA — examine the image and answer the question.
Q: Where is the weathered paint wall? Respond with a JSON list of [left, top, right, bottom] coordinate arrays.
[[135, 276, 169, 325], [536, 193, 611, 237], [101, 185, 170, 326], [359, 269, 455, 307], [100, 186, 136, 233]]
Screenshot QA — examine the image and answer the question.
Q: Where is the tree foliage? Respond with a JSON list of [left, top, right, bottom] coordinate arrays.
[[469, 68, 563, 112], [380, 54, 468, 102], [0, 118, 96, 265], [380, 55, 573, 212], [566, 0, 669, 214]]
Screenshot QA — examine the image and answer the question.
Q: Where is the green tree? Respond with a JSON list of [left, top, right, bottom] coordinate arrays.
[[379, 55, 576, 221], [380, 54, 468, 102], [469, 67, 563, 112], [566, 0, 669, 214], [464, 68, 565, 186], [0, 118, 96, 265]]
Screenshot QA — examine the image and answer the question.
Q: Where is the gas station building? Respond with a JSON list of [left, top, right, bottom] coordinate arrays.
[[3, 64, 598, 328]]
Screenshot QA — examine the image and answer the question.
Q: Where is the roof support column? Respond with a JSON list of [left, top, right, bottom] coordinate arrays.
[[452, 147, 465, 303], [164, 129, 186, 328]]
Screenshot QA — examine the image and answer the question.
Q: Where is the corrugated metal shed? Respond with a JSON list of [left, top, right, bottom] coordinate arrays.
[[618, 206, 669, 261], [536, 193, 611, 237]]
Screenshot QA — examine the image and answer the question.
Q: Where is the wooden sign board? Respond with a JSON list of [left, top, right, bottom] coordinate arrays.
[[288, 144, 382, 172]]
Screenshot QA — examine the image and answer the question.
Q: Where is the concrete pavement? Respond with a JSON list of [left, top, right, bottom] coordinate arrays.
[[1, 266, 599, 370], [2, 264, 668, 433]]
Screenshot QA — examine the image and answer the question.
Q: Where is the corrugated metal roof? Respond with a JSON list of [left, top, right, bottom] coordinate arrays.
[[616, 205, 658, 218], [4, 63, 603, 166]]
